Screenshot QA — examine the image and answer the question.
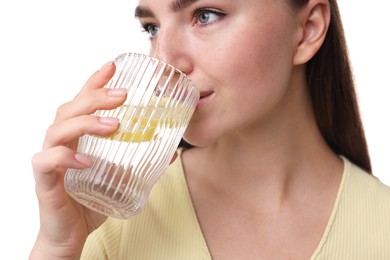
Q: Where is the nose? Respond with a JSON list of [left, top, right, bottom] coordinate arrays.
[[154, 27, 193, 75]]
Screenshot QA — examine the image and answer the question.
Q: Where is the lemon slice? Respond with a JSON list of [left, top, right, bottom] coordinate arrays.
[[109, 116, 158, 142], [104, 96, 181, 143]]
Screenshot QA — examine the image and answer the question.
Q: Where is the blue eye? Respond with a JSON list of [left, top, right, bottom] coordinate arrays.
[[195, 9, 225, 25], [142, 24, 160, 38]]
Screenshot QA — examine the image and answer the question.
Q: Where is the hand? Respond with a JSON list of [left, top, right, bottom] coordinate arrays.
[[30, 62, 127, 259]]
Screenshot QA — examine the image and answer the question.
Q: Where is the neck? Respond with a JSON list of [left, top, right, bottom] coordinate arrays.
[[185, 113, 341, 213], [182, 69, 343, 210]]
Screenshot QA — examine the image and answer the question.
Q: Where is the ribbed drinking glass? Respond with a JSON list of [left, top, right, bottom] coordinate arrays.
[[64, 53, 199, 219]]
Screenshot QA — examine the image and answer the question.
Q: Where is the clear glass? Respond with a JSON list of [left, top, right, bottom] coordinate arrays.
[[64, 53, 199, 219]]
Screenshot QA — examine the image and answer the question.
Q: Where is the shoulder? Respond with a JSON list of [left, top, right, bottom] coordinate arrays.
[[343, 158, 390, 207], [83, 156, 186, 253], [314, 158, 390, 259], [319, 158, 390, 256], [340, 158, 390, 225], [82, 149, 210, 259]]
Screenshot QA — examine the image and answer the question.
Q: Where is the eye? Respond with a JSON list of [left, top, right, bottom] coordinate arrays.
[[194, 9, 225, 25], [141, 23, 160, 38]]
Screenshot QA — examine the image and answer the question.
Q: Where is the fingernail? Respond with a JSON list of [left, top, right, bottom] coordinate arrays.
[[74, 153, 91, 167], [99, 117, 119, 126], [99, 61, 113, 71], [108, 88, 127, 97]]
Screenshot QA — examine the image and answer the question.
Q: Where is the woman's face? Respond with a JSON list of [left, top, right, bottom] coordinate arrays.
[[136, 0, 302, 146]]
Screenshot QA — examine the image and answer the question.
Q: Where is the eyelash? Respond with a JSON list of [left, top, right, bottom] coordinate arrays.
[[140, 23, 159, 38], [192, 8, 226, 26], [139, 7, 226, 38]]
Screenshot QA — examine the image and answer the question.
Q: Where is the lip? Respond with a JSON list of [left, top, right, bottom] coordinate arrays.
[[196, 90, 214, 109], [200, 90, 214, 98]]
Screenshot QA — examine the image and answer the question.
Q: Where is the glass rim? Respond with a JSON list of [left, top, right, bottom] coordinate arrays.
[[114, 52, 196, 89]]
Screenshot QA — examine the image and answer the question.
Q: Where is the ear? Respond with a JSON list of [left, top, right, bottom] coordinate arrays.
[[293, 0, 330, 65]]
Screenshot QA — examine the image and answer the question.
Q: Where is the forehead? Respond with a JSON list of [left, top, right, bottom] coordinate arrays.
[[135, 0, 292, 19], [136, 0, 199, 15]]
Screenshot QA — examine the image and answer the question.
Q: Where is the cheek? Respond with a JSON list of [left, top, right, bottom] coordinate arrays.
[[221, 9, 297, 80], [210, 30, 297, 127], [184, 11, 299, 145], [216, 37, 294, 106]]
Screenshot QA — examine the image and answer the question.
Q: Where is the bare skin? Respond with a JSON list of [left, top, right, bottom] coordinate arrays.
[[30, 0, 345, 259], [181, 101, 343, 259], [183, 147, 342, 259], [30, 63, 123, 259], [30, 63, 179, 260], [147, 0, 343, 258]]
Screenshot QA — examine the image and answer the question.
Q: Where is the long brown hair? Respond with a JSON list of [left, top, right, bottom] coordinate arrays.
[[289, 0, 372, 173]]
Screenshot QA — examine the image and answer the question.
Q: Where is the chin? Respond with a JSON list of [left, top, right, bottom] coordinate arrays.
[[182, 117, 219, 148]]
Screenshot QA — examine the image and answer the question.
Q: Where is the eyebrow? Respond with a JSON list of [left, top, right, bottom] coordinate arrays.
[[134, 5, 155, 18], [134, 0, 199, 18], [169, 0, 199, 12]]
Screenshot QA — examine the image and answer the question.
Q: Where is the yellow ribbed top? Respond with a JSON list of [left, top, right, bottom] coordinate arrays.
[[81, 155, 390, 259]]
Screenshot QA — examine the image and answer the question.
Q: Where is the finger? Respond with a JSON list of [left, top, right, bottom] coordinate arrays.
[[43, 115, 120, 149], [32, 146, 89, 175], [54, 61, 125, 122], [32, 146, 89, 193], [79, 61, 116, 94], [54, 87, 127, 123]]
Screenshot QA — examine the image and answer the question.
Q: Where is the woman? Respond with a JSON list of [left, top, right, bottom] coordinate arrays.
[[30, 0, 390, 259]]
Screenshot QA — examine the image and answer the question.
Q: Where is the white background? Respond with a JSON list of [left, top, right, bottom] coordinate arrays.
[[0, 1, 389, 258]]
